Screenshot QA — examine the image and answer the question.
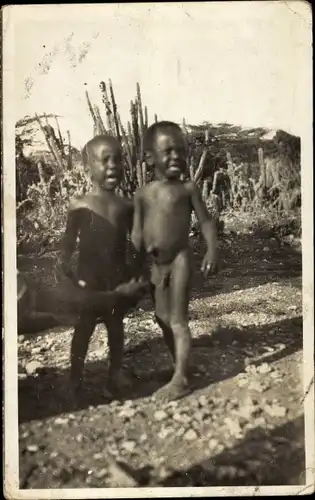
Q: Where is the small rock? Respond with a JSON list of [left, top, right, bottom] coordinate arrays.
[[183, 429, 198, 441], [121, 440, 136, 453], [158, 427, 172, 439], [263, 247, 270, 252], [154, 410, 168, 421], [18, 373, 27, 381], [139, 433, 147, 443], [198, 395, 208, 407], [245, 364, 257, 374], [173, 412, 183, 422], [95, 468, 107, 479], [27, 444, 39, 453], [254, 416, 266, 426], [158, 465, 171, 480], [249, 381, 263, 392], [288, 305, 297, 311], [166, 400, 178, 409], [217, 465, 238, 479], [264, 346, 275, 353], [265, 404, 287, 418], [208, 438, 219, 450], [25, 361, 43, 375], [119, 408, 136, 419], [93, 452, 103, 460], [238, 378, 248, 387], [257, 363, 271, 374], [31, 347, 42, 355], [224, 417, 242, 436], [18, 335, 25, 342], [233, 285, 240, 290], [54, 417, 69, 425], [195, 411, 207, 422], [76, 434, 83, 443]]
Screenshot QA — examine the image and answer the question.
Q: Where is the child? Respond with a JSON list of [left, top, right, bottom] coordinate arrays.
[[131, 121, 218, 401], [58, 134, 145, 397]]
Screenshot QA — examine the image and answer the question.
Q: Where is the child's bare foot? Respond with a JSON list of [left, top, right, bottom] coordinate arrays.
[[108, 370, 133, 396], [155, 377, 191, 402], [69, 381, 84, 408]]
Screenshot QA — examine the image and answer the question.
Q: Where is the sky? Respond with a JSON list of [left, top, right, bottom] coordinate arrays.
[[12, 2, 312, 148]]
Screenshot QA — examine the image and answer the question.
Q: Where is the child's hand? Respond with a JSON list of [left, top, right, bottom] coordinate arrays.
[[201, 251, 218, 278], [116, 277, 150, 299]]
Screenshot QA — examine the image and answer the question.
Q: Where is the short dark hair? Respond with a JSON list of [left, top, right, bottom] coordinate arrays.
[[81, 135, 120, 167], [143, 121, 183, 152]]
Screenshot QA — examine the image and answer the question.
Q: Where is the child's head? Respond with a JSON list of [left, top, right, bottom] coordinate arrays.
[[82, 135, 123, 191], [143, 121, 187, 180]]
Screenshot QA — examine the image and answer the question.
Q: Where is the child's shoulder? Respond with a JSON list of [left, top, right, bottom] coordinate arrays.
[[68, 193, 91, 212], [120, 196, 134, 213], [135, 182, 155, 198], [183, 180, 198, 194]]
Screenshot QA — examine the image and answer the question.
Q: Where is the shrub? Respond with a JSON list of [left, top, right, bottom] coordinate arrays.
[[17, 163, 90, 254]]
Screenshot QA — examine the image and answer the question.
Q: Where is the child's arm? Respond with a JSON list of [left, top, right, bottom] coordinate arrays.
[[58, 199, 80, 279], [130, 189, 148, 279], [130, 189, 143, 251], [189, 182, 218, 276]]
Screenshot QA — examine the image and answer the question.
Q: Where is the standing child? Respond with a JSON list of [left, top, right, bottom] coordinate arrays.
[[131, 121, 218, 402], [58, 134, 144, 397]]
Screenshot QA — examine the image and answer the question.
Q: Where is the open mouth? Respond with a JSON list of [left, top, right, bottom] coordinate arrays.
[[106, 174, 118, 183], [167, 166, 182, 177], [168, 165, 181, 173]]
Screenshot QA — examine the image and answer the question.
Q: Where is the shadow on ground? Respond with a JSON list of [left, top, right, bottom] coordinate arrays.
[[161, 415, 305, 486], [18, 316, 302, 423], [18, 233, 302, 311]]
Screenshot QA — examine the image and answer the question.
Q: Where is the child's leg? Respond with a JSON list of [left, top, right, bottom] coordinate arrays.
[[155, 249, 192, 401], [153, 283, 175, 361], [104, 311, 132, 394], [70, 313, 96, 392]]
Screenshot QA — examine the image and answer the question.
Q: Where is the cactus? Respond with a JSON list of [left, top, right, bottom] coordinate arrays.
[[67, 130, 72, 170], [100, 81, 114, 135], [109, 79, 121, 143], [144, 105, 148, 130], [93, 105, 106, 135], [85, 90, 97, 130]]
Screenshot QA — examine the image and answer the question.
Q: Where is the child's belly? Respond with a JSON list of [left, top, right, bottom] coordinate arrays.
[[77, 246, 129, 290], [143, 216, 190, 265]]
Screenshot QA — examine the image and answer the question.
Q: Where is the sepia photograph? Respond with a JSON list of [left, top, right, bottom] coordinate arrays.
[[3, 1, 314, 497]]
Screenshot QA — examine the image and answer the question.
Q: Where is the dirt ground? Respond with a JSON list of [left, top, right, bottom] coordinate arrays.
[[17, 221, 304, 488]]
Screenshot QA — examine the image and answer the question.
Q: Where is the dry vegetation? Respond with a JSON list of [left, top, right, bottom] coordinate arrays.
[[16, 81, 301, 255]]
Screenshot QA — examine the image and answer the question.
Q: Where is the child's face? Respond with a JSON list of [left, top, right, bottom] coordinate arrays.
[[152, 129, 187, 180], [89, 140, 123, 191]]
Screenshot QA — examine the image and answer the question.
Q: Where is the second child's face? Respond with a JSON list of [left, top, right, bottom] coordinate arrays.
[[152, 129, 187, 180], [90, 140, 123, 191]]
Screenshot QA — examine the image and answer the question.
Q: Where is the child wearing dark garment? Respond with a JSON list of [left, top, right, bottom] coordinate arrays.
[[58, 134, 147, 397], [131, 121, 218, 401]]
